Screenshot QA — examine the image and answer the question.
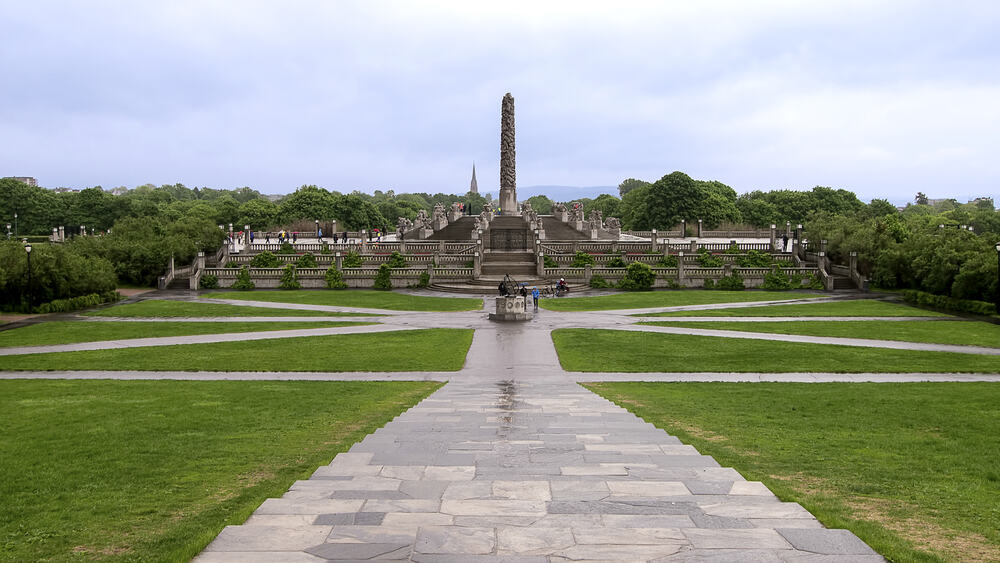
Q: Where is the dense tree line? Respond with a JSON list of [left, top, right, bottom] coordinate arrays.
[[2, 175, 997, 304]]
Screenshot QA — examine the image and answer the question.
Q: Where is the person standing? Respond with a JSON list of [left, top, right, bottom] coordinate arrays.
[[531, 286, 540, 312], [781, 233, 789, 252], [292, 232, 297, 244]]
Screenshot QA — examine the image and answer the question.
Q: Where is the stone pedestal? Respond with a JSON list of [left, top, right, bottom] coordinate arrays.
[[554, 210, 568, 222], [489, 296, 532, 321], [449, 210, 462, 222], [432, 217, 448, 231], [418, 228, 434, 240]]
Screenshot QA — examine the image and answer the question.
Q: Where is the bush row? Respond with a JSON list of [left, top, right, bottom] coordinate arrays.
[[902, 290, 996, 316], [33, 291, 123, 314]]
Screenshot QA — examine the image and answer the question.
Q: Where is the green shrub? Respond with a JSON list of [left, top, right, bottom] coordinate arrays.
[[417, 272, 430, 288], [655, 254, 678, 268], [249, 251, 281, 268], [762, 267, 794, 290], [570, 251, 595, 267], [224, 261, 240, 268], [373, 263, 392, 290], [666, 279, 682, 289], [199, 275, 219, 289], [703, 278, 716, 289], [725, 242, 741, 254], [278, 265, 300, 289], [589, 274, 612, 289], [342, 250, 362, 268], [33, 291, 122, 314], [295, 253, 318, 268], [716, 273, 745, 290], [617, 262, 655, 291], [387, 251, 407, 268], [790, 273, 825, 290], [737, 249, 773, 268], [543, 255, 559, 268], [232, 266, 255, 290], [902, 290, 996, 316], [278, 241, 295, 254], [320, 242, 329, 254], [324, 267, 347, 289], [464, 260, 474, 269], [696, 248, 723, 267], [607, 254, 626, 268]]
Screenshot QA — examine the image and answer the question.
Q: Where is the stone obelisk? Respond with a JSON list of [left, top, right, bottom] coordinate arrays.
[[499, 93, 518, 215]]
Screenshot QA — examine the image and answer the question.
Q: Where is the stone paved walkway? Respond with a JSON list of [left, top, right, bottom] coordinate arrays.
[[195, 328, 886, 562], [6, 293, 999, 561]]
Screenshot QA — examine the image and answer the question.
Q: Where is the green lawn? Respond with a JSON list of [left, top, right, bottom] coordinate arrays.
[[86, 299, 370, 318], [540, 290, 821, 311], [551, 329, 1000, 373], [208, 290, 483, 311], [0, 328, 473, 372], [584, 382, 1000, 563], [0, 321, 372, 348], [642, 299, 949, 317], [0, 379, 441, 562], [643, 320, 1000, 348]]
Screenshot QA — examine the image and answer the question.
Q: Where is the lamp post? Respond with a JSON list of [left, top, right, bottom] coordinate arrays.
[[5, 223, 9, 240], [14, 212, 17, 236], [995, 241, 1000, 314], [315, 219, 320, 238], [24, 242, 32, 312]]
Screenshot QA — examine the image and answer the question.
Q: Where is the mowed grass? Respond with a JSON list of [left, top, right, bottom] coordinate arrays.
[[209, 290, 483, 311], [642, 299, 949, 317], [0, 321, 372, 348], [584, 382, 1000, 562], [643, 320, 1000, 348], [539, 290, 821, 311], [551, 329, 1000, 373], [0, 328, 473, 372], [86, 299, 369, 317], [0, 379, 442, 562]]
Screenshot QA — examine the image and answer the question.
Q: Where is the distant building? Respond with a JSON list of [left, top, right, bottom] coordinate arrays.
[[469, 163, 478, 194], [4, 176, 37, 186]]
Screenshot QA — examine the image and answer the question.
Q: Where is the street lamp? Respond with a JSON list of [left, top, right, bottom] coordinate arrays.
[[315, 219, 320, 238], [13, 212, 17, 236], [24, 242, 32, 312]]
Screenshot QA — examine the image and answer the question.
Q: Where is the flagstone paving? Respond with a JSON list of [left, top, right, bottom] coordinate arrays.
[[5, 292, 998, 560]]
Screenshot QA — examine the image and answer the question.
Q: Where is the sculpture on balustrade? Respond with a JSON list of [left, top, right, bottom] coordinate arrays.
[[521, 202, 533, 215], [396, 216, 413, 236], [413, 209, 429, 230], [569, 203, 584, 222], [605, 217, 621, 230], [552, 202, 566, 213], [432, 203, 446, 220], [588, 209, 604, 230], [483, 201, 493, 215], [450, 201, 462, 214]]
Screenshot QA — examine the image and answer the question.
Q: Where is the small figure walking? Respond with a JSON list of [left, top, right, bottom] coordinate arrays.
[[292, 232, 297, 244], [531, 286, 540, 312], [781, 233, 789, 252]]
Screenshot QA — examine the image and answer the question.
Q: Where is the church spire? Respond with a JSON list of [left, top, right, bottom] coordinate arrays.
[[469, 163, 478, 194]]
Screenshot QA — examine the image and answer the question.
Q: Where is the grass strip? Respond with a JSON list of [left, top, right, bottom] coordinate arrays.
[[583, 382, 1000, 563], [208, 290, 483, 311], [539, 290, 821, 311], [642, 320, 1000, 348], [0, 328, 473, 372], [552, 328, 1000, 373], [0, 321, 372, 348], [86, 299, 370, 318], [642, 299, 949, 317], [0, 379, 441, 562]]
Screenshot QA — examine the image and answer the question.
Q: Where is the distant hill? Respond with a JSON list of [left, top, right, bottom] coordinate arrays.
[[481, 185, 618, 201]]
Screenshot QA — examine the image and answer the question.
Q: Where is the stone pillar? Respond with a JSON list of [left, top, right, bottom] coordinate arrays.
[[335, 252, 343, 271], [426, 263, 435, 284], [697, 219, 703, 238], [59, 226, 65, 242], [554, 208, 568, 222], [400, 238, 407, 253], [245, 225, 251, 246], [651, 229, 658, 251], [449, 208, 461, 222], [677, 251, 686, 284], [499, 93, 519, 215], [770, 224, 777, 251], [572, 241, 579, 253], [680, 220, 686, 237], [795, 224, 803, 259], [820, 239, 827, 254], [689, 240, 697, 253], [723, 263, 733, 276], [785, 221, 792, 238], [537, 253, 545, 276], [80, 225, 86, 237], [360, 230, 368, 252], [585, 264, 592, 284], [51, 227, 58, 242], [473, 251, 482, 279]]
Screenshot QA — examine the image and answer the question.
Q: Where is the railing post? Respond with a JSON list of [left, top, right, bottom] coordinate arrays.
[[426, 263, 434, 284], [585, 264, 592, 284], [680, 220, 686, 237], [677, 251, 686, 284], [335, 252, 343, 271], [651, 229, 658, 251], [770, 224, 777, 252], [474, 251, 481, 279], [537, 253, 545, 276], [689, 240, 697, 253], [360, 230, 368, 253], [697, 219, 703, 238]]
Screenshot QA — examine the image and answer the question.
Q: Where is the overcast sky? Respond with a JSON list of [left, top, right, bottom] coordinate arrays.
[[2, 1, 998, 204]]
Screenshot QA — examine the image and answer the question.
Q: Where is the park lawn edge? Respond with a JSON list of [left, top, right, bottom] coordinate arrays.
[[539, 290, 824, 311], [204, 289, 483, 312]]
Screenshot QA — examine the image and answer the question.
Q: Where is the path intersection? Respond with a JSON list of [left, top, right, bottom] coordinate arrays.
[[4, 292, 999, 561]]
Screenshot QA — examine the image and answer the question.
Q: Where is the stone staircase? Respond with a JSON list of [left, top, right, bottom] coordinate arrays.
[[422, 217, 478, 240], [540, 216, 600, 240], [482, 250, 536, 277]]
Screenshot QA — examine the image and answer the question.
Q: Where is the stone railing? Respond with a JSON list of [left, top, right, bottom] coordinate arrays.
[[541, 263, 822, 289]]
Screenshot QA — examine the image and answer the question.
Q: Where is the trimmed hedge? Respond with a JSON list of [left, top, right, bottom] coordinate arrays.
[[902, 290, 996, 316], [33, 291, 122, 314]]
